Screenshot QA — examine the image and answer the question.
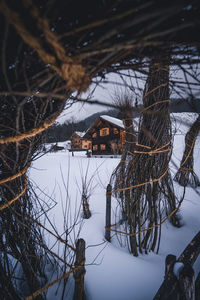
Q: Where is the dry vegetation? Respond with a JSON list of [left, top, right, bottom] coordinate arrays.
[[0, 0, 200, 298]]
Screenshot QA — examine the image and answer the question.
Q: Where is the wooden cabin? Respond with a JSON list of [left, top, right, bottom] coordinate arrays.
[[70, 131, 91, 151], [83, 115, 125, 155]]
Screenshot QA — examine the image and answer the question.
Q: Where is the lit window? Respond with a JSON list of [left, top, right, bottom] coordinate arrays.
[[113, 128, 118, 134], [93, 145, 98, 151], [92, 132, 97, 138], [100, 128, 109, 136], [100, 144, 106, 150]]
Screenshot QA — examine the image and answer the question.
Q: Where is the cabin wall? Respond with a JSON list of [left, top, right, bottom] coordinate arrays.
[[70, 134, 91, 150], [70, 118, 125, 154], [70, 134, 82, 150], [82, 139, 92, 150], [90, 120, 124, 155]]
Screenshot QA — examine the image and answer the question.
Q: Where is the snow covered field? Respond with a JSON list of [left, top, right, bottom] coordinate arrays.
[[30, 113, 200, 300]]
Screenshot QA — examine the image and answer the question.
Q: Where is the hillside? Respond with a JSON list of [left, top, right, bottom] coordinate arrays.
[[45, 109, 119, 143], [30, 112, 200, 300], [45, 98, 200, 143]]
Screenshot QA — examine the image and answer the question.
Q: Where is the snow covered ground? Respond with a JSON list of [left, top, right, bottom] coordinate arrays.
[[30, 113, 200, 300]]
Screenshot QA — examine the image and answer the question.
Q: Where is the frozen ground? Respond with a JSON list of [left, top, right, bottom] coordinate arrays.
[[30, 113, 200, 300]]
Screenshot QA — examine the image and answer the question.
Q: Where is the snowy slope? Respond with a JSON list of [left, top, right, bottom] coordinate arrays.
[[30, 113, 200, 300]]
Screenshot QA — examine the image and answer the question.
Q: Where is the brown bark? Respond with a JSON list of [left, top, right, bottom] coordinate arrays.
[[124, 54, 179, 255], [174, 114, 200, 187]]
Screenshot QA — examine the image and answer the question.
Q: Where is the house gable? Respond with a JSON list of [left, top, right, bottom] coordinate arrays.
[[70, 131, 91, 150], [83, 116, 125, 155]]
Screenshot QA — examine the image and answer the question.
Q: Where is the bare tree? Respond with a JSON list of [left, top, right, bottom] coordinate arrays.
[[112, 54, 181, 256], [111, 90, 136, 222], [174, 114, 200, 187], [0, 0, 199, 296]]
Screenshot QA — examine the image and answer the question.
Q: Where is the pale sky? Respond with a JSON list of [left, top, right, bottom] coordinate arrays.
[[57, 65, 199, 124], [57, 72, 145, 123]]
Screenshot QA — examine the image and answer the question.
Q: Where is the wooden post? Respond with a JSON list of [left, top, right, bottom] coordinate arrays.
[[73, 239, 86, 300], [165, 254, 177, 279], [105, 184, 112, 242], [154, 254, 178, 300], [82, 195, 91, 219], [179, 263, 195, 300], [195, 272, 200, 300], [178, 231, 200, 266]]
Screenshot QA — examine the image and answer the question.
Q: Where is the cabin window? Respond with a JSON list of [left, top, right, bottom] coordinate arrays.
[[92, 132, 97, 138], [100, 128, 109, 136], [100, 144, 106, 150], [113, 128, 118, 134], [93, 145, 98, 151]]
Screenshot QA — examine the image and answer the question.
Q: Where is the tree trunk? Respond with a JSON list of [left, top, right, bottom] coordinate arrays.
[[125, 54, 180, 255], [174, 114, 200, 187]]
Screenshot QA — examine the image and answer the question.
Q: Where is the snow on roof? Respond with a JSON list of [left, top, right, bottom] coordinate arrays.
[[100, 115, 124, 128], [75, 131, 85, 137]]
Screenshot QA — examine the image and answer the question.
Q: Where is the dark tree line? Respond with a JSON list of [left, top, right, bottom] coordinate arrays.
[[46, 121, 86, 143]]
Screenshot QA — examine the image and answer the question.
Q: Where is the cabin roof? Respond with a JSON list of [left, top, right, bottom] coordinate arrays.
[[70, 131, 86, 140], [100, 115, 124, 129], [74, 131, 85, 138], [83, 115, 124, 138]]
